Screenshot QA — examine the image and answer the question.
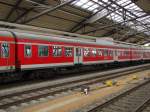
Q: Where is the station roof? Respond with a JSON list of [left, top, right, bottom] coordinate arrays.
[[0, 0, 149, 45]]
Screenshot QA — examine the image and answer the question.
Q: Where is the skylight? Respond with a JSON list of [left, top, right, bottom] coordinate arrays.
[[70, 0, 150, 35]]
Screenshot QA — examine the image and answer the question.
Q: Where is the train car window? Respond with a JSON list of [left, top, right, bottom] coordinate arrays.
[[84, 48, 90, 56], [118, 51, 121, 56], [127, 51, 130, 56], [92, 48, 97, 56], [76, 48, 81, 56], [109, 50, 113, 56], [124, 51, 127, 56], [121, 51, 124, 56], [124, 51, 126, 56], [115, 50, 118, 56], [76, 48, 78, 56], [65, 47, 73, 57], [103, 49, 108, 56], [53, 46, 62, 57], [1, 43, 9, 58], [25, 45, 32, 57], [38, 45, 49, 57], [97, 49, 103, 56]]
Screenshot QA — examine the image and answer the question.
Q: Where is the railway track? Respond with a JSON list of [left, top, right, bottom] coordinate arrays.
[[0, 64, 149, 111], [133, 96, 150, 112], [84, 75, 150, 112]]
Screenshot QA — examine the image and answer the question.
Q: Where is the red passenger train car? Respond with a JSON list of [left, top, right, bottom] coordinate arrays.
[[0, 29, 150, 74]]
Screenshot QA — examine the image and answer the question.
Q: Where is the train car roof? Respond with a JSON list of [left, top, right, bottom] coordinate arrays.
[[0, 30, 14, 37], [0, 28, 146, 49], [14, 30, 133, 48]]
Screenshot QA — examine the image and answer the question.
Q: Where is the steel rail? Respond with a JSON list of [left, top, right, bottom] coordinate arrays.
[[133, 97, 150, 112]]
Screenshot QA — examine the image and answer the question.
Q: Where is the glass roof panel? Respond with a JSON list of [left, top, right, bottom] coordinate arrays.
[[68, 0, 150, 35], [88, 6, 96, 11], [86, 1, 94, 6], [92, 4, 99, 9], [74, 1, 84, 6], [82, 4, 90, 9], [117, 0, 129, 5]]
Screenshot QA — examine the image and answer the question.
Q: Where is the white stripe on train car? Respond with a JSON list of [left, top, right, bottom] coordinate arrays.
[[131, 58, 142, 61], [118, 59, 131, 62], [0, 66, 15, 71], [21, 62, 74, 70], [83, 60, 114, 64], [143, 58, 150, 60]]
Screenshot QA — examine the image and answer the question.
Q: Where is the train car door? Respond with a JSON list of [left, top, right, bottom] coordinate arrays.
[[74, 47, 83, 64], [114, 49, 118, 61]]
